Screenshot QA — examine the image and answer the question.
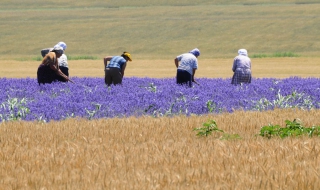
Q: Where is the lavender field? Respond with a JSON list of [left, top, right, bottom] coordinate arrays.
[[0, 77, 319, 122]]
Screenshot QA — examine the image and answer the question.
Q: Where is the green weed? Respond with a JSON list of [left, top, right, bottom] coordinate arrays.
[[0, 97, 30, 121], [251, 52, 299, 58], [146, 83, 157, 93], [193, 119, 224, 137], [67, 55, 99, 60], [259, 119, 320, 139], [206, 100, 216, 113], [194, 120, 242, 139], [33, 56, 43, 61], [85, 103, 102, 120], [252, 90, 314, 111]]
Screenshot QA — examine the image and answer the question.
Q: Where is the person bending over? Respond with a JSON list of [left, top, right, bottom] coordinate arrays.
[[37, 46, 74, 84], [231, 49, 252, 85], [103, 52, 132, 86], [41, 41, 69, 82], [174, 48, 200, 87]]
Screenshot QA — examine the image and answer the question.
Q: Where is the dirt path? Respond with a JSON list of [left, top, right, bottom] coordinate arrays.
[[1, 57, 319, 78]]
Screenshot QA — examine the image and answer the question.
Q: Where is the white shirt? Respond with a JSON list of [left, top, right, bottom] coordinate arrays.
[[58, 54, 68, 68], [176, 53, 198, 75]]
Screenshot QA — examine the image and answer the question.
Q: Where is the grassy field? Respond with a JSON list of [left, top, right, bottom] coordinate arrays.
[[1, 109, 319, 189], [0, 0, 319, 59]]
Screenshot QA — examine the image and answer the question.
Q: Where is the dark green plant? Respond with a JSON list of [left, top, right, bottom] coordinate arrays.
[[259, 119, 320, 139]]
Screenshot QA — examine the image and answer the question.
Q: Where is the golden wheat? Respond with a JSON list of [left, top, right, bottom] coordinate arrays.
[[0, 109, 319, 189]]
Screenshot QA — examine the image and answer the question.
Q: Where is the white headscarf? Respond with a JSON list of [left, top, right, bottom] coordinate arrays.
[[189, 48, 200, 57], [238, 49, 248, 56], [54, 41, 67, 51]]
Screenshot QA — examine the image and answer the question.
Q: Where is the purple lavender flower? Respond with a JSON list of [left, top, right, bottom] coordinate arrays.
[[0, 77, 319, 121]]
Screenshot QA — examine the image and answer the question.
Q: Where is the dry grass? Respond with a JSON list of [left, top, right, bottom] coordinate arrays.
[[1, 57, 319, 79], [0, 109, 319, 189]]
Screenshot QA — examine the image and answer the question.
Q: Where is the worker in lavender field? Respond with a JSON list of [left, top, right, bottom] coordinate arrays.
[[37, 46, 74, 84], [231, 49, 252, 85], [174, 48, 200, 87], [41, 42, 69, 82], [103, 52, 132, 86]]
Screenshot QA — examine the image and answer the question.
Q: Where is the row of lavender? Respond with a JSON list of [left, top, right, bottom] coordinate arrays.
[[0, 77, 319, 121]]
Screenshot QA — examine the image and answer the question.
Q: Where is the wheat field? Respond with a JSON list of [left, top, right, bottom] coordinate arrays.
[[0, 109, 319, 189]]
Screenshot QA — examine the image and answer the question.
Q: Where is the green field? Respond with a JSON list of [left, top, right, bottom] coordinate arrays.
[[0, 0, 319, 60]]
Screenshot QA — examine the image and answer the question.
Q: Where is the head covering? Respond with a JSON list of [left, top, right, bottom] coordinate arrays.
[[189, 48, 200, 57], [54, 42, 67, 51], [51, 46, 64, 55], [122, 52, 132, 61], [238, 49, 248, 56]]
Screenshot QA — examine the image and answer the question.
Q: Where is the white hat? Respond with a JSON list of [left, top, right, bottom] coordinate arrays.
[[238, 49, 248, 56], [54, 41, 67, 51]]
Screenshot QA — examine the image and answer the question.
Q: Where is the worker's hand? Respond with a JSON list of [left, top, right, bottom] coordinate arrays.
[[68, 78, 75, 84], [193, 80, 200, 85]]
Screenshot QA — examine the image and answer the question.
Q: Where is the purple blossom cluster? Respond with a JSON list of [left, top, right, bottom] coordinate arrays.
[[0, 77, 319, 121]]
